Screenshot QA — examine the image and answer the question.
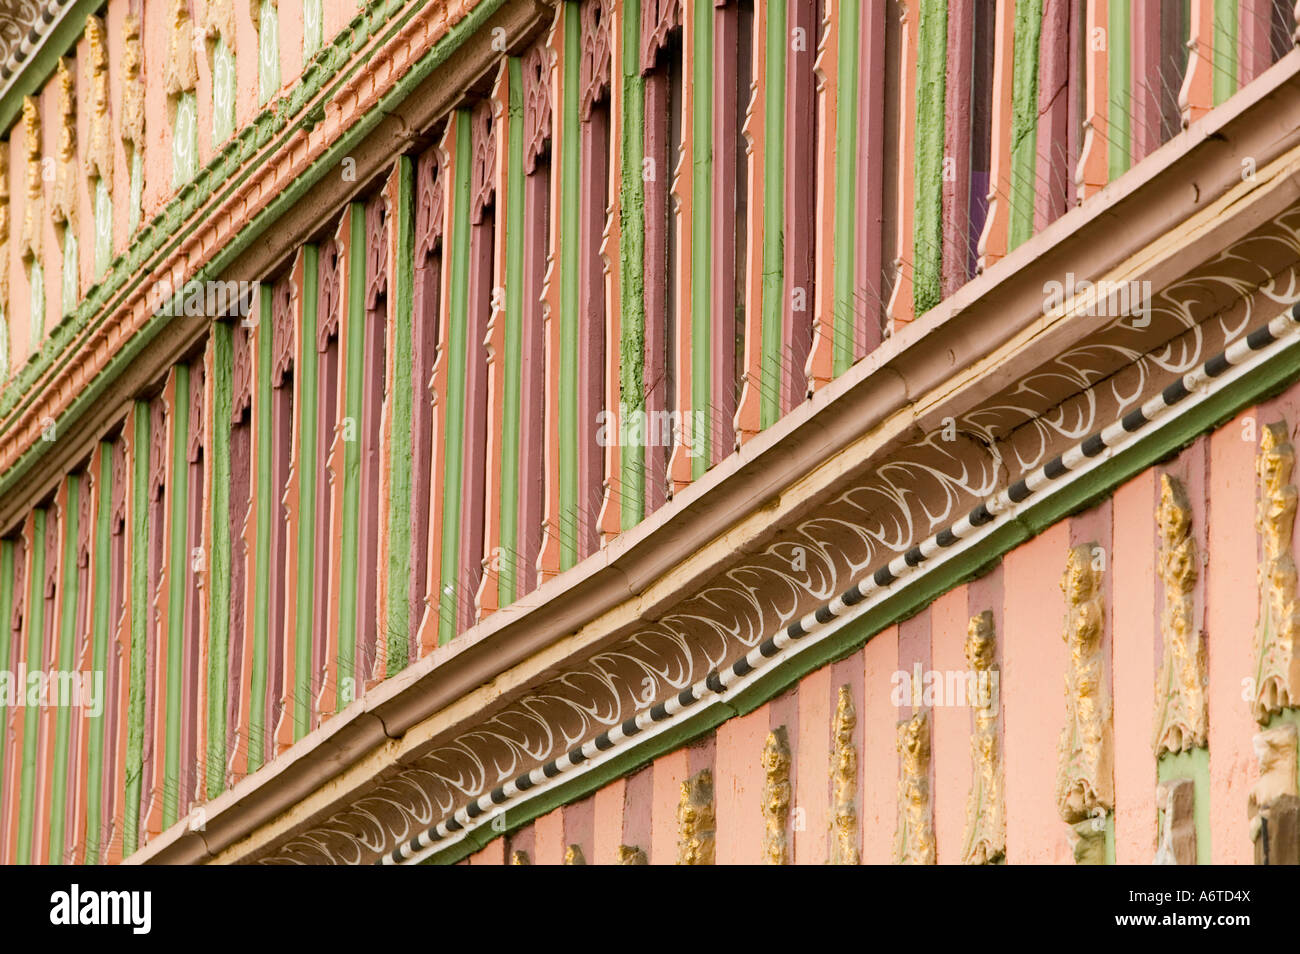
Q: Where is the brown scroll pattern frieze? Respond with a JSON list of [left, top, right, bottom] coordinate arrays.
[[1153, 475, 1207, 755], [761, 727, 791, 864], [962, 611, 1004, 864], [894, 710, 934, 864], [259, 209, 1300, 865], [677, 769, 714, 865], [1057, 544, 1113, 861], [1254, 421, 1300, 723], [828, 686, 859, 865]]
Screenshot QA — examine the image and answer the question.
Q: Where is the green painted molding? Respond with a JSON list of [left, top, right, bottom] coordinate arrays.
[[759, 0, 786, 431], [1008, 0, 1041, 251], [47, 473, 81, 862], [690, 0, 712, 479], [437, 116, 472, 647], [247, 291, 273, 773], [206, 327, 233, 799], [337, 205, 367, 689], [0, 543, 12, 851], [617, 0, 645, 529], [294, 247, 319, 740], [385, 158, 415, 673], [162, 365, 189, 827], [1107, 0, 1131, 181], [0, 0, 510, 503], [558, 3, 580, 569], [85, 441, 113, 860], [123, 401, 149, 856], [1213, 0, 1238, 107], [912, 0, 947, 315], [832, 0, 861, 377]]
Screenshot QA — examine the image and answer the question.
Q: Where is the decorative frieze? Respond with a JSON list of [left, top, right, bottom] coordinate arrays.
[[962, 610, 1005, 864], [163, 0, 199, 96], [894, 709, 934, 864], [1057, 543, 1113, 854], [1153, 475, 1207, 755], [676, 768, 715, 865], [828, 686, 860, 865], [1254, 421, 1300, 723], [761, 727, 791, 865]]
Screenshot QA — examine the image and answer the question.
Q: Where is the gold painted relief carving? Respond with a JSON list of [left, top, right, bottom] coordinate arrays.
[[1056, 543, 1113, 833], [1153, 777, 1197, 865], [562, 844, 586, 865], [1248, 722, 1300, 865], [829, 686, 860, 865], [509, 849, 531, 865], [761, 727, 791, 865], [85, 16, 112, 191], [894, 709, 935, 864], [50, 59, 75, 227], [196, 0, 235, 42], [962, 611, 1005, 864], [676, 769, 715, 865], [617, 845, 647, 865], [1254, 422, 1300, 723], [19, 96, 40, 261], [0, 147, 10, 312], [1153, 475, 1207, 755], [163, 0, 199, 96], [121, 15, 145, 151]]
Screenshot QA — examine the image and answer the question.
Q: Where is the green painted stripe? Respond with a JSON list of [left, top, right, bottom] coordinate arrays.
[[258, 0, 282, 107], [832, 0, 861, 377], [16, 509, 45, 864], [690, 0, 713, 479], [206, 327, 232, 799], [1158, 747, 1210, 864], [47, 474, 80, 862], [912, 0, 947, 315], [500, 59, 526, 603], [162, 366, 189, 827], [1213, 0, 1237, 106], [438, 117, 472, 646], [386, 159, 415, 673], [123, 401, 149, 857], [1008, 0, 1041, 251], [0, 543, 11, 853], [249, 291, 274, 766], [618, 0, 646, 528], [760, 0, 787, 431], [295, 247, 319, 739], [559, 4, 581, 569], [338, 205, 367, 686], [1107, 0, 1131, 180], [85, 443, 113, 862]]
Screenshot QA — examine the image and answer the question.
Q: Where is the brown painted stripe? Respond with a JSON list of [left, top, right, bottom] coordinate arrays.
[[782, 0, 817, 408], [855, 0, 886, 358], [942, 0, 973, 297], [711, 0, 740, 457], [578, 94, 610, 557], [313, 238, 342, 714], [1035, 0, 1072, 229]]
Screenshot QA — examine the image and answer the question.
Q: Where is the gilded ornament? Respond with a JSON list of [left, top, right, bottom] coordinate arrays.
[[828, 686, 860, 865], [894, 709, 935, 864], [85, 16, 113, 190], [1253, 422, 1300, 723], [1153, 474, 1207, 755], [19, 96, 40, 261], [761, 727, 791, 864], [676, 769, 715, 865], [961, 611, 1005, 864]]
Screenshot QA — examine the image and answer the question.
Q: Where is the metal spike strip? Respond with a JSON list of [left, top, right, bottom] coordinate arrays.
[[381, 303, 1300, 865]]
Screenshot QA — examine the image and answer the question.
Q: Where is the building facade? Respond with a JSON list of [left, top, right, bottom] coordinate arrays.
[[0, 0, 1298, 865]]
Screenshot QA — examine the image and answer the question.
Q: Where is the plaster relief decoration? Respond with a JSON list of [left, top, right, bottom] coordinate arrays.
[[48, 58, 75, 230], [1153, 778, 1196, 865], [894, 709, 934, 864], [677, 768, 715, 865], [761, 727, 792, 864], [1153, 475, 1207, 755], [163, 0, 200, 95], [0, 145, 9, 318], [1247, 722, 1300, 865], [1254, 421, 1300, 723], [18, 95, 39, 262], [1056, 543, 1113, 863], [563, 845, 586, 865], [84, 16, 112, 191], [509, 849, 530, 865], [120, 15, 145, 151], [617, 846, 647, 864], [961, 610, 1005, 864], [828, 685, 860, 865]]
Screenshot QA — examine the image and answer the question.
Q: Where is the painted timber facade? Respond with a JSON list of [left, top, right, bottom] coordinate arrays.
[[1, 0, 1300, 865]]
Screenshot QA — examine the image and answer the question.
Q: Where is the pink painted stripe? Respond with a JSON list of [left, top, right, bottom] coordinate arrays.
[[532, 806, 564, 865], [1111, 468, 1157, 864], [715, 706, 768, 864], [793, 665, 830, 865], [650, 748, 688, 864], [861, 624, 897, 864], [1003, 520, 1072, 864], [592, 776, 626, 865]]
